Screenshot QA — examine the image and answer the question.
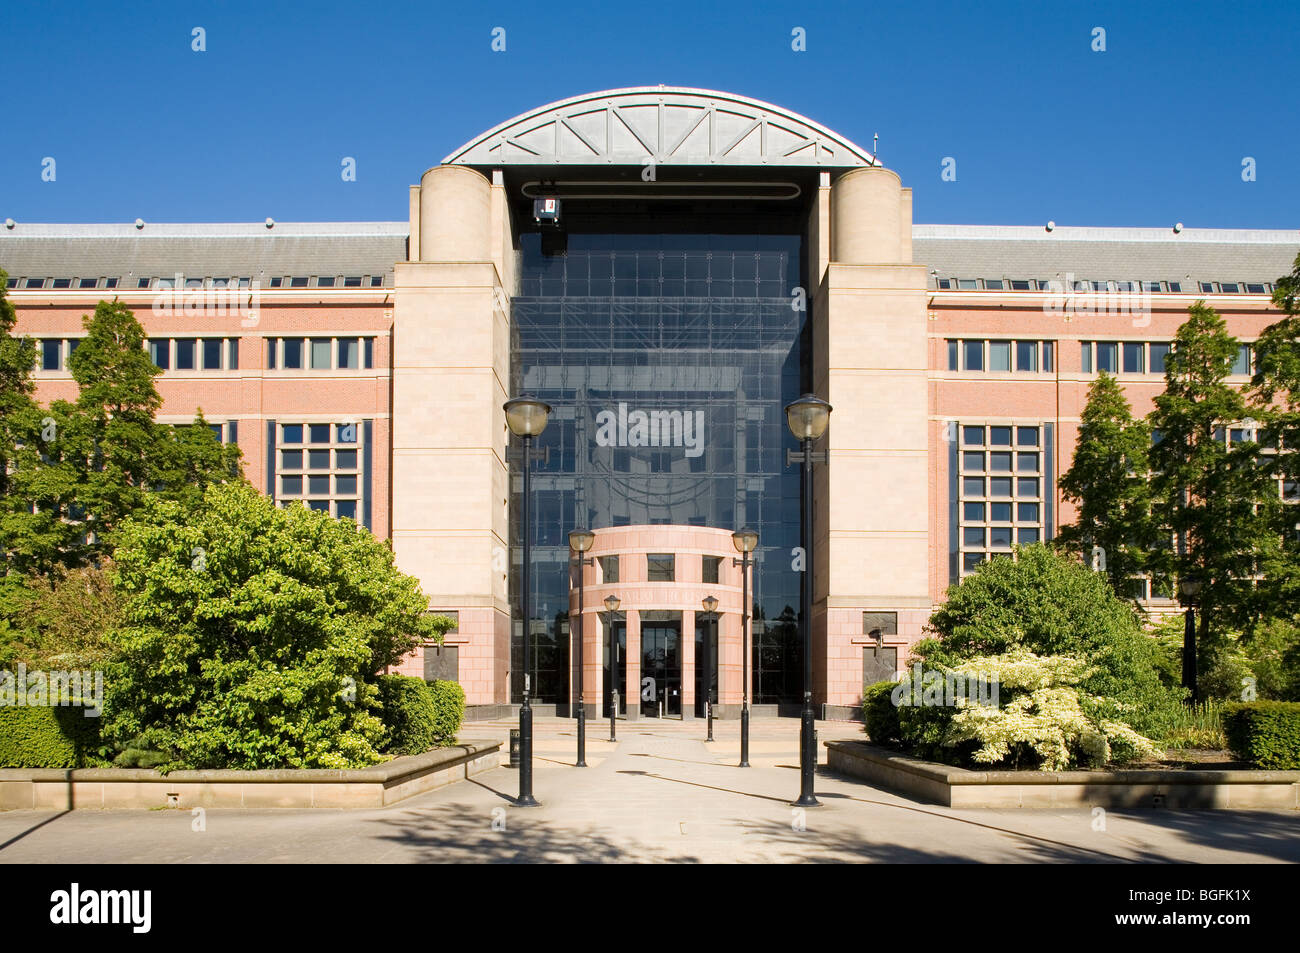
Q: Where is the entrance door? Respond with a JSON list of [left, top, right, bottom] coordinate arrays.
[[640, 620, 682, 717]]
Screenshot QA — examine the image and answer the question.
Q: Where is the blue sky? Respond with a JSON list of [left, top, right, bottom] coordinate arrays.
[[2, 0, 1297, 228]]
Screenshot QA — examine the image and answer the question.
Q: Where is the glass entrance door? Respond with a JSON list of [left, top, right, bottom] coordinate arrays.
[[640, 615, 682, 717]]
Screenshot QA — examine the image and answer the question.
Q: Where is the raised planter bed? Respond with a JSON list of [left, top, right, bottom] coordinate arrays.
[[825, 740, 1300, 809], [0, 741, 501, 811]]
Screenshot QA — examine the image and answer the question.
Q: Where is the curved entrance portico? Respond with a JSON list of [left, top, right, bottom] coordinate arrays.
[[569, 525, 751, 720]]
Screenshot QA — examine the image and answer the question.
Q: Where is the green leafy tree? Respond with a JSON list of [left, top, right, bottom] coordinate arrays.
[[926, 545, 1184, 738], [151, 409, 243, 510], [102, 482, 442, 769], [1057, 373, 1155, 597], [1149, 302, 1281, 667]]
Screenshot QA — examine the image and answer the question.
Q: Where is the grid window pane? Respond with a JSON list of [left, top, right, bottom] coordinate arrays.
[[176, 338, 196, 370], [281, 450, 302, 469], [308, 475, 330, 495], [336, 500, 357, 520], [282, 424, 303, 443], [311, 338, 332, 369], [308, 449, 330, 469], [1233, 345, 1251, 375], [41, 339, 62, 370], [1043, 341, 1054, 372], [202, 338, 223, 370], [338, 338, 359, 369], [283, 338, 304, 368], [1017, 427, 1039, 446], [308, 500, 329, 512], [1123, 342, 1145, 373], [991, 502, 1012, 522], [1016, 341, 1038, 372], [947, 340, 958, 371], [989, 451, 1013, 472], [963, 340, 983, 371], [1096, 341, 1118, 373], [335, 449, 357, 469], [335, 474, 357, 495], [962, 426, 985, 446], [1081, 342, 1093, 373], [309, 424, 331, 444], [989, 426, 1012, 446], [963, 451, 985, 471], [336, 424, 358, 443], [1018, 527, 1040, 544], [281, 475, 302, 494], [963, 552, 984, 572], [963, 477, 985, 497], [1149, 342, 1171, 374], [963, 502, 985, 521], [1017, 502, 1040, 521], [1017, 452, 1039, 472], [989, 341, 1011, 372], [990, 477, 1013, 497], [963, 527, 986, 547], [990, 526, 1013, 548], [1017, 478, 1040, 497]]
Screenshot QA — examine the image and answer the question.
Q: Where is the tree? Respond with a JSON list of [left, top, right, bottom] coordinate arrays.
[[151, 409, 243, 510], [102, 482, 443, 769], [1149, 302, 1281, 671], [1056, 373, 1155, 597], [926, 545, 1184, 739]]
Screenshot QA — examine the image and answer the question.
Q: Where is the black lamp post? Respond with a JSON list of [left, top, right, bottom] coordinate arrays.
[[785, 393, 831, 808], [603, 594, 621, 741], [701, 595, 719, 742], [505, 395, 551, 808], [568, 529, 595, 767], [1180, 573, 1202, 704], [731, 528, 758, 767]]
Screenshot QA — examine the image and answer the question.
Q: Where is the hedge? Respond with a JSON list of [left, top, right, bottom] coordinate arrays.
[[376, 675, 465, 756], [1223, 701, 1300, 770], [862, 681, 900, 746], [0, 704, 103, 768]]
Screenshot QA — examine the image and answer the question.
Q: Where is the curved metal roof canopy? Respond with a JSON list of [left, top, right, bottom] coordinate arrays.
[[442, 86, 876, 169]]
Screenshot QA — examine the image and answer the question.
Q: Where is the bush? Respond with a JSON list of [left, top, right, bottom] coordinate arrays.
[[0, 705, 103, 768], [103, 483, 443, 770], [928, 545, 1185, 738], [1160, 701, 1227, 750], [1223, 701, 1300, 769], [377, 675, 440, 756], [862, 681, 900, 746], [427, 679, 465, 746]]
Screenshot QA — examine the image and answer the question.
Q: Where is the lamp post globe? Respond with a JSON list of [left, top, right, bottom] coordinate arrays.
[[784, 394, 832, 442], [504, 396, 552, 438]]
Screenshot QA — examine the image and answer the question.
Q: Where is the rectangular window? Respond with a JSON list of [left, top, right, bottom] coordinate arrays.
[[78, 277, 98, 289], [335, 449, 357, 469], [1080, 342, 1093, 373], [310, 338, 331, 369], [337, 423, 358, 444], [957, 279, 978, 290], [308, 475, 330, 495], [291, 277, 310, 289], [963, 426, 985, 446], [281, 450, 302, 469], [1123, 342, 1145, 374], [309, 423, 331, 444], [1232, 344, 1251, 376], [1221, 282, 1240, 294], [963, 340, 983, 371], [149, 339, 170, 370], [1149, 342, 1171, 374], [282, 424, 303, 443], [600, 555, 619, 584], [176, 338, 196, 370], [1010, 280, 1032, 291], [338, 338, 359, 369], [989, 340, 1011, 372], [947, 340, 958, 371], [1015, 341, 1038, 372], [989, 426, 1011, 447], [647, 553, 675, 582], [308, 449, 330, 469], [702, 555, 721, 584], [317, 276, 336, 288], [1017, 427, 1039, 447], [363, 337, 374, 369], [335, 474, 357, 495], [283, 338, 304, 369], [267, 338, 277, 369], [41, 339, 62, 371], [984, 279, 1004, 291], [1096, 341, 1118, 373], [202, 338, 223, 370], [1043, 341, 1054, 372], [281, 475, 302, 494], [228, 338, 239, 370]]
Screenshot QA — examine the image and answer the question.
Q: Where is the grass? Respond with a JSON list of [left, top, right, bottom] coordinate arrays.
[[1159, 700, 1227, 751]]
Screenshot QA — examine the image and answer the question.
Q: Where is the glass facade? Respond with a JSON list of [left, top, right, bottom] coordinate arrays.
[[509, 225, 808, 704]]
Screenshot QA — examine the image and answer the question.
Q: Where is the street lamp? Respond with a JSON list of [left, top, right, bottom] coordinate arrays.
[[784, 393, 831, 807], [1180, 573, 1202, 704], [568, 529, 595, 767], [603, 594, 621, 741], [700, 595, 719, 742], [731, 527, 758, 767], [505, 396, 551, 807]]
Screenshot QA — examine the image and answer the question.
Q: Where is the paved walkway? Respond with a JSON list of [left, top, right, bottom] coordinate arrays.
[[1, 718, 1297, 863]]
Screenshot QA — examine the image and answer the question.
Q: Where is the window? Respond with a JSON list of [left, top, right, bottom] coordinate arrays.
[[1142, 281, 1162, 292], [647, 553, 675, 582], [989, 340, 1011, 372], [202, 338, 223, 370], [1080, 342, 1093, 373], [936, 278, 952, 289], [290, 277, 310, 288], [1200, 282, 1216, 293], [336, 423, 358, 444], [984, 279, 1004, 290], [1149, 342, 1171, 374], [957, 279, 978, 290], [310, 338, 331, 369], [25, 277, 46, 289], [267, 339, 277, 369], [176, 338, 196, 370], [283, 338, 304, 369], [41, 339, 62, 371], [317, 276, 336, 288], [149, 339, 170, 369], [310, 423, 331, 444], [1010, 280, 1032, 291], [1043, 341, 1054, 372], [344, 276, 363, 288], [1168, 282, 1182, 293], [1016, 341, 1038, 372], [947, 340, 958, 371], [1123, 342, 1145, 374], [599, 555, 619, 583], [338, 338, 359, 369], [228, 338, 239, 370], [1246, 283, 1267, 294], [78, 277, 98, 289], [957, 422, 1046, 576], [369, 276, 384, 287], [1096, 341, 1118, 373], [702, 555, 721, 584], [281, 424, 303, 443], [1232, 344, 1251, 376], [364, 338, 374, 369], [276, 421, 366, 522], [963, 340, 983, 371], [1220, 282, 1240, 294]]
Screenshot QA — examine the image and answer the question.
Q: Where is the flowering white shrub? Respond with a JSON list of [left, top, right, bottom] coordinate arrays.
[[937, 650, 1161, 770]]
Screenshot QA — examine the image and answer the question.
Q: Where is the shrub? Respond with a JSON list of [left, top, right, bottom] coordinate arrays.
[[1160, 701, 1227, 750], [928, 545, 1184, 738], [0, 704, 103, 768], [103, 483, 443, 770], [377, 675, 440, 756], [1223, 701, 1300, 769], [862, 681, 900, 746], [427, 679, 465, 746]]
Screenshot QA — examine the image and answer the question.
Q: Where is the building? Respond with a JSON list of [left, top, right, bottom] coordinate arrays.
[[3, 87, 1296, 720]]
